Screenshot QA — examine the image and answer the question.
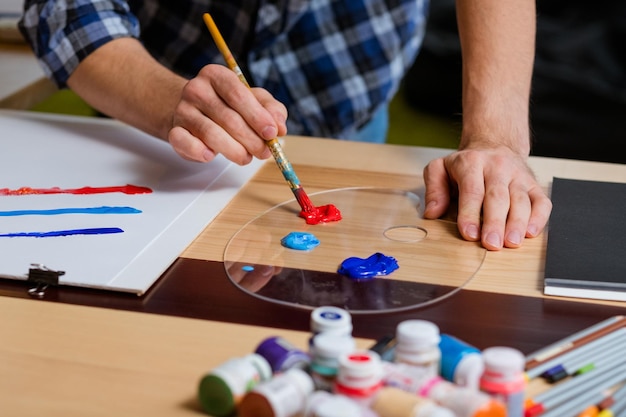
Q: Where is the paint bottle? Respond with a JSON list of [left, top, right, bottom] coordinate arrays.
[[334, 349, 384, 407], [303, 391, 379, 417], [381, 362, 506, 417], [479, 347, 526, 417], [382, 361, 436, 392], [370, 386, 456, 417], [197, 353, 272, 417], [237, 367, 315, 417], [394, 320, 441, 378], [420, 376, 507, 417], [439, 334, 484, 390], [310, 331, 357, 391], [255, 335, 310, 373], [310, 306, 353, 341]]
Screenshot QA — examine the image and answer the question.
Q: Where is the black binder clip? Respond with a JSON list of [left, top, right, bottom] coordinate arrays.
[[27, 264, 65, 298]]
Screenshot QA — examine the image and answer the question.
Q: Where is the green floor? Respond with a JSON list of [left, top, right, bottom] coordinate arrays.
[[30, 89, 99, 117], [387, 90, 460, 149], [31, 89, 460, 149]]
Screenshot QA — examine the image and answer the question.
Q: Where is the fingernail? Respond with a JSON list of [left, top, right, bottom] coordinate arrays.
[[486, 232, 502, 248], [506, 231, 522, 245], [258, 265, 275, 277], [202, 149, 214, 162], [527, 224, 538, 237], [425, 201, 437, 213], [262, 125, 277, 139], [466, 224, 479, 240]]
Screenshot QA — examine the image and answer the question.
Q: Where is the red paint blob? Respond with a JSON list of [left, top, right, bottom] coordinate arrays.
[[0, 184, 152, 196], [292, 187, 341, 224], [300, 204, 342, 225]]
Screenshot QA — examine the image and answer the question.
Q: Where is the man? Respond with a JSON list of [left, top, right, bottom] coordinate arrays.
[[19, 0, 551, 251]]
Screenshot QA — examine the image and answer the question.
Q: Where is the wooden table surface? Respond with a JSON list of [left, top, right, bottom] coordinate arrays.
[[1, 133, 625, 416]]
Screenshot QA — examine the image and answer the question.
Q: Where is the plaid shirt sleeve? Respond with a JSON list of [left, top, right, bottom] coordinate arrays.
[[250, 0, 428, 139], [19, 0, 140, 87]]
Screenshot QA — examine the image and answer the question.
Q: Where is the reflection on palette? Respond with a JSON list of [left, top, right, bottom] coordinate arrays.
[[223, 187, 486, 313]]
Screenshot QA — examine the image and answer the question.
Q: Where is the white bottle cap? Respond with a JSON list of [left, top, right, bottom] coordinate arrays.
[[396, 320, 441, 350], [311, 306, 353, 335], [395, 320, 441, 371], [482, 346, 525, 382], [312, 333, 356, 362], [337, 350, 383, 389]]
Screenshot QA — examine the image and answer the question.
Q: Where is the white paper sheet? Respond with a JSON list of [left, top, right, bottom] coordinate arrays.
[[0, 110, 265, 294]]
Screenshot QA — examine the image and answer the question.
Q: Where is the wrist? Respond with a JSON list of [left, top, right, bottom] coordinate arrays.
[[459, 101, 531, 156], [459, 128, 531, 157]]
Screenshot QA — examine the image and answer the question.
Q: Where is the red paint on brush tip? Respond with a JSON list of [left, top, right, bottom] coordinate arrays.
[[294, 188, 315, 213], [300, 204, 342, 225], [294, 187, 342, 224]]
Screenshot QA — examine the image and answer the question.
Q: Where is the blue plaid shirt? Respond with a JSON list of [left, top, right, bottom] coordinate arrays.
[[19, 0, 428, 138]]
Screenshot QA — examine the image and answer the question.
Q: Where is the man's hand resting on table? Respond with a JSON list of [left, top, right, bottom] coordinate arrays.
[[423, 145, 552, 251]]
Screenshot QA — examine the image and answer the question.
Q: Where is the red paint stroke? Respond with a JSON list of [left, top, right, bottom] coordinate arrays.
[[300, 204, 342, 225], [0, 184, 152, 196]]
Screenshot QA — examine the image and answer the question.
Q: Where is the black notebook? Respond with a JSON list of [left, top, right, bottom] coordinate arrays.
[[544, 177, 626, 302]]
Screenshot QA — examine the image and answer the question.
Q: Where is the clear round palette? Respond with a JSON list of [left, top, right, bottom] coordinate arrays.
[[223, 187, 486, 314]]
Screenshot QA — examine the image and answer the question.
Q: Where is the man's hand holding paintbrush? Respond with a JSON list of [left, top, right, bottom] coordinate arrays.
[[202, 13, 341, 223], [168, 61, 288, 166]]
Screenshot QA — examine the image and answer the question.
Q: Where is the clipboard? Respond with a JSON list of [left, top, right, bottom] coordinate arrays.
[[0, 110, 265, 295]]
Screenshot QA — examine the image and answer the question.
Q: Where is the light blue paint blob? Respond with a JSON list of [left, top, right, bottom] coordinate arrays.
[[0, 206, 141, 216], [281, 231, 320, 251], [0, 227, 124, 238], [338, 252, 399, 279], [242, 265, 255, 272]]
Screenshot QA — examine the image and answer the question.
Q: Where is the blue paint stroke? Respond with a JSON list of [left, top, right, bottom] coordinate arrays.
[[242, 265, 255, 272], [281, 231, 320, 251], [0, 206, 141, 217], [338, 252, 399, 279], [0, 227, 124, 238]]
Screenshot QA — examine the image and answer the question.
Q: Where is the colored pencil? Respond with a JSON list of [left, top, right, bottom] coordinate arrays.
[[202, 13, 315, 214], [538, 333, 626, 383], [526, 315, 625, 370], [533, 347, 626, 405], [610, 383, 626, 416], [526, 325, 626, 379], [536, 364, 626, 417], [552, 381, 626, 417]]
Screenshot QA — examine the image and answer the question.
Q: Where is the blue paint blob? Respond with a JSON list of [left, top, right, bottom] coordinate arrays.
[[0, 227, 124, 238], [0, 206, 141, 217], [242, 265, 255, 272], [338, 252, 399, 279], [281, 231, 320, 251]]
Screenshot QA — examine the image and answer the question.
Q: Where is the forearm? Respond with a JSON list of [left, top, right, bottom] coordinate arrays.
[[67, 37, 187, 141], [456, 0, 536, 155]]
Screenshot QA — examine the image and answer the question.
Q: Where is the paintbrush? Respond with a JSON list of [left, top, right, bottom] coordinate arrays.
[[202, 13, 316, 214]]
